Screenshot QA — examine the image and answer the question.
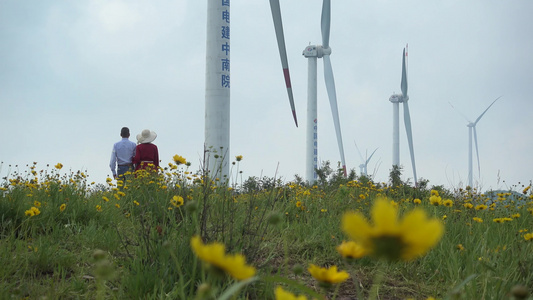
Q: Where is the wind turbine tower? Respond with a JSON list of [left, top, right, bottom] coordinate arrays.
[[205, 0, 231, 180], [389, 46, 417, 186], [205, 0, 298, 180], [302, 0, 347, 183]]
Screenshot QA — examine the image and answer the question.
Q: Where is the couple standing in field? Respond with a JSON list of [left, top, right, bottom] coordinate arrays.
[[109, 127, 160, 182]]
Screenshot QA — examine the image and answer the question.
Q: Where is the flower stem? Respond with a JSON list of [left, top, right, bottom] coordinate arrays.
[[369, 262, 386, 300]]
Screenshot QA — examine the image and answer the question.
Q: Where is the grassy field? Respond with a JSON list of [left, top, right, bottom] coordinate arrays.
[[1, 158, 532, 300]]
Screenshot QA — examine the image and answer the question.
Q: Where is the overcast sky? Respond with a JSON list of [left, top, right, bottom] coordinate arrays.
[[1, 1, 532, 192]]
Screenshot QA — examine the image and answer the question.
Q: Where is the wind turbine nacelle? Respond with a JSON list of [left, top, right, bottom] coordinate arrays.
[[389, 94, 405, 103], [302, 45, 331, 58]]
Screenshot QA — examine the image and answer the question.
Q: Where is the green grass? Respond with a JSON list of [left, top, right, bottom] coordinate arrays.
[[0, 161, 532, 299]]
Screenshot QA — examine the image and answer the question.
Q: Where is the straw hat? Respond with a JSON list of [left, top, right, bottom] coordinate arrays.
[[136, 129, 157, 144]]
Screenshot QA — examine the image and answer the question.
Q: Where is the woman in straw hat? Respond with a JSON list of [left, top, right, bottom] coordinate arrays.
[[133, 129, 159, 172]]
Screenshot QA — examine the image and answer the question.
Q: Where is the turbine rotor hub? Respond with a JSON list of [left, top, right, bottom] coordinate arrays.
[[389, 94, 409, 103], [302, 45, 331, 58]]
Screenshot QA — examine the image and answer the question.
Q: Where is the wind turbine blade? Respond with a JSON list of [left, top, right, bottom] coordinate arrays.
[[401, 48, 408, 98], [403, 101, 418, 185], [366, 148, 378, 165], [353, 140, 365, 162], [449, 102, 471, 123], [323, 55, 346, 176], [473, 125, 481, 177], [474, 96, 501, 125], [320, 0, 331, 49], [269, 0, 298, 127]]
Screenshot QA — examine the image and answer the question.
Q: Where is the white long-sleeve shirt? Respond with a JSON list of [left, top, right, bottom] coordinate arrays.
[[109, 138, 137, 176]]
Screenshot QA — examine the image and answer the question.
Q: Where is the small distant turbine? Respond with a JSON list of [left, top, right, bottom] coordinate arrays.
[[450, 96, 501, 188], [354, 140, 378, 177]]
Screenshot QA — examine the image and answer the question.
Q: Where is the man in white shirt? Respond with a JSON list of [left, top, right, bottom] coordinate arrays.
[[109, 127, 137, 184]]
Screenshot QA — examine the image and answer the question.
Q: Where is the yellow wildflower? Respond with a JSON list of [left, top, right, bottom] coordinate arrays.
[[60, 204, 66, 212], [55, 163, 63, 170], [475, 204, 487, 211], [443, 199, 454, 207], [456, 244, 465, 251], [472, 217, 483, 223], [308, 264, 349, 286], [342, 197, 444, 261], [523, 185, 531, 194], [25, 206, 41, 217], [96, 205, 102, 212], [33, 201, 41, 207], [336, 241, 367, 259], [133, 200, 140, 206], [235, 155, 243, 162], [170, 195, 184, 207], [190, 236, 255, 280], [429, 195, 442, 206], [413, 198, 421, 205], [524, 233, 533, 241], [464, 203, 474, 209], [173, 154, 187, 165], [274, 286, 307, 300]]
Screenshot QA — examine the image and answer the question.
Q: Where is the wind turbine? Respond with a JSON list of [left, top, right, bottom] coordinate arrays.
[[302, 0, 347, 182], [449, 96, 501, 188], [354, 140, 378, 177], [389, 46, 417, 186], [204, 1, 298, 179], [269, 0, 298, 127]]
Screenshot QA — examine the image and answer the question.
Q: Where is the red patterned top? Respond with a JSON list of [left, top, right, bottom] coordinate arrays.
[[133, 143, 159, 171]]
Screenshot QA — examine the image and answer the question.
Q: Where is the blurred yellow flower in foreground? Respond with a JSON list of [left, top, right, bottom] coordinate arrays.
[[308, 264, 349, 286], [342, 197, 444, 261], [274, 286, 307, 300], [524, 233, 533, 241], [190, 236, 255, 280]]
